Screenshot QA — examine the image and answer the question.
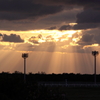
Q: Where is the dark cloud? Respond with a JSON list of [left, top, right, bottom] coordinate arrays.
[[72, 8, 100, 30], [89, 30, 100, 44], [1, 0, 97, 21], [34, 0, 100, 8], [73, 23, 100, 30], [34, 0, 100, 30], [47, 26, 57, 30], [0, 0, 100, 31], [77, 33, 94, 45], [59, 25, 72, 30], [0, 12, 28, 20], [0, 7, 78, 30], [77, 29, 100, 45], [0, 0, 79, 30], [1, 34, 24, 42], [76, 9, 100, 23], [41, 8, 78, 23], [0, 0, 63, 21]]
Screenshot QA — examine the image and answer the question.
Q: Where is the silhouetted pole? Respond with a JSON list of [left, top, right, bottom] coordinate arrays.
[[24, 58, 26, 83], [92, 51, 99, 85], [22, 53, 28, 84]]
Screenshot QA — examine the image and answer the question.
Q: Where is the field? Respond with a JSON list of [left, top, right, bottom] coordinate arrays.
[[58, 87, 100, 100], [36, 85, 100, 100]]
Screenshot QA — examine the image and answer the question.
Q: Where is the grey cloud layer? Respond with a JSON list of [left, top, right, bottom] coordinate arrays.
[[0, 0, 63, 20], [73, 9, 100, 30], [1, 0, 99, 21], [35, 0, 100, 30], [0, 0, 100, 31], [34, 0, 100, 6], [76, 9, 100, 23]]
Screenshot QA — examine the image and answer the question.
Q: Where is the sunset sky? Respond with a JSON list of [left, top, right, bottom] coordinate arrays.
[[0, 0, 100, 74]]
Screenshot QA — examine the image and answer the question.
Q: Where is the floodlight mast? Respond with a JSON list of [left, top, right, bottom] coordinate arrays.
[[92, 51, 99, 85], [22, 53, 28, 84]]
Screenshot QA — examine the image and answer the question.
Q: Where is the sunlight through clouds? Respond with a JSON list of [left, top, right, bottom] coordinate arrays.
[[0, 30, 100, 74], [0, 29, 99, 54], [0, 0, 100, 75]]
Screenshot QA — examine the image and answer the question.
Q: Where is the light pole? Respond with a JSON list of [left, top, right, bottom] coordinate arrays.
[[92, 51, 99, 85], [22, 53, 28, 84]]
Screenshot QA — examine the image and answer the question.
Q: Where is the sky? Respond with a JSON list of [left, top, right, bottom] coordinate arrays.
[[0, 0, 100, 74]]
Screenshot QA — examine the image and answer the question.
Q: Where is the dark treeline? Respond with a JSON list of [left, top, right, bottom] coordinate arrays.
[[0, 71, 100, 83]]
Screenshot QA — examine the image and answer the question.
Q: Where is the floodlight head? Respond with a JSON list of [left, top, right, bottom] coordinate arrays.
[[92, 51, 99, 56], [22, 53, 28, 58]]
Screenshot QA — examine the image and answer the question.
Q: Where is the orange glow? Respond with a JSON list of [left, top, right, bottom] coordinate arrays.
[[91, 44, 99, 46], [1, 30, 100, 74], [0, 30, 82, 48], [83, 44, 99, 49], [69, 23, 77, 26]]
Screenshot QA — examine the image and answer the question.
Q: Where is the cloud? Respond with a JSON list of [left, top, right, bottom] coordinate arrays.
[[73, 23, 100, 30], [76, 29, 100, 45], [0, 0, 63, 21], [28, 34, 44, 44], [0, 0, 100, 31], [40, 8, 79, 25], [2, 40, 100, 53], [34, 1, 100, 30], [1, 34, 24, 42], [76, 9, 100, 23], [38, 34, 42, 38], [77, 33, 95, 45], [28, 36, 39, 44], [14, 43, 34, 51], [0, 0, 81, 31], [47, 26, 57, 30], [0, 31, 96, 53], [59, 25, 72, 30], [34, 0, 100, 8], [0, 33, 3, 36], [73, 8, 100, 30]]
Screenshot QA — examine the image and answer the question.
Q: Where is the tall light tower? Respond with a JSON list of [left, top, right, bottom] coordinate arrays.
[[22, 53, 28, 84], [92, 51, 99, 85]]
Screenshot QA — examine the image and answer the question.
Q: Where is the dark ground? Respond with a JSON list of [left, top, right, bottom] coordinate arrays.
[[0, 72, 100, 100]]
